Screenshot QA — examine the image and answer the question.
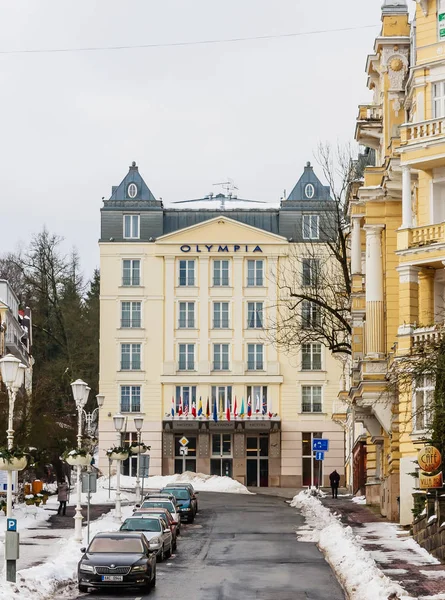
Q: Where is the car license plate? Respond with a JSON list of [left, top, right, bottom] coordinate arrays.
[[101, 575, 123, 582]]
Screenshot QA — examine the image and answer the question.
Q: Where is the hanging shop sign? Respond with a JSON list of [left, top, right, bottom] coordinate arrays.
[[419, 471, 443, 490], [417, 446, 442, 473]]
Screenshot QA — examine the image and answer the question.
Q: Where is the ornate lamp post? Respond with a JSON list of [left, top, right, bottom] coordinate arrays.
[[113, 413, 125, 521], [83, 394, 105, 436], [134, 416, 144, 503], [70, 379, 89, 542], [0, 355, 25, 517]]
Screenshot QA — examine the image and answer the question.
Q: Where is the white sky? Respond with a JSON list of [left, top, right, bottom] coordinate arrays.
[[0, 0, 400, 278]]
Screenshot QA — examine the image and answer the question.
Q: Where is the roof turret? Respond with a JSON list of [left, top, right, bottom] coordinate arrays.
[[381, 0, 408, 15]]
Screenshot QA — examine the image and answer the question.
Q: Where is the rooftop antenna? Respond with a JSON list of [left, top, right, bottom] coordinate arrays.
[[212, 179, 238, 209], [172, 177, 266, 210]]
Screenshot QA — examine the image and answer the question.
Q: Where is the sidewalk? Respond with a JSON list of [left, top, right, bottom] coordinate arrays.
[[321, 495, 445, 599]]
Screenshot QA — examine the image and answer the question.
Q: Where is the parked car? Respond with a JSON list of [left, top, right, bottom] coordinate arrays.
[[143, 492, 178, 508], [165, 483, 199, 513], [161, 487, 195, 523], [132, 507, 179, 547], [77, 531, 156, 593], [139, 499, 181, 526], [120, 515, 173, 562]]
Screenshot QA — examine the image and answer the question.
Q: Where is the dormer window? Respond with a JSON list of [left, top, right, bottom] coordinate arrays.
[[305, 184, 315, 199], [127, 183, 138, 198], [123, 214, 140, 239]]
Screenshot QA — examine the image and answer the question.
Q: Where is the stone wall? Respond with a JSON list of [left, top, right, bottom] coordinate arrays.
[[413, 495, 445, 561]]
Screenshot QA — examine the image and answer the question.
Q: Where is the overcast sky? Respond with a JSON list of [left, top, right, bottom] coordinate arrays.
[[0, 0, 395, 279]]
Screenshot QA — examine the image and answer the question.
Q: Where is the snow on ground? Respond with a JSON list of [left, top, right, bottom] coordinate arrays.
[[351, 495, 366, 505], [100, 470, 253, 495], [0, 503, 134, 600], [291, 490, 411, 600]]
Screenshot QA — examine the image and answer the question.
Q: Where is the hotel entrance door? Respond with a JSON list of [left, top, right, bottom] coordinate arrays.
[[246, 434, 269, 487]]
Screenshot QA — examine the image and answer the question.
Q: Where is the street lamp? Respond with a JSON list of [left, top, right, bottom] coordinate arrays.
[[113, 413, 125, 521], [134, 416, 144, 503], [0, 355, 25, 517], [70, 379, 89, 542]]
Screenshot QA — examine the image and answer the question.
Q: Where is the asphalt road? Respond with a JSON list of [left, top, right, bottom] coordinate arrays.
[[56, 491, 345, 600]]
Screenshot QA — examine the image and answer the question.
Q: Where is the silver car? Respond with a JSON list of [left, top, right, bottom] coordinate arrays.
[[120, 516, 173, 562], [139, 499, 181, 526]]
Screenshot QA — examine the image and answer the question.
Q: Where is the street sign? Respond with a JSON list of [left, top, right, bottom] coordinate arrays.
[[139, 455, 150, 478], [315, 451, 325, 461], [179, 446, 188, 456], [179, 436, 189, 447], [6, 519, 16, 532], [81, 472, 97, 494], [312, 439, 329, 452]]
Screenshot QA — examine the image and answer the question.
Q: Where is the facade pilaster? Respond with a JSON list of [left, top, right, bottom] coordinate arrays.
[[164, 257, 175, 364], [199, 257, 210, 370], [396, 265, 419, 338], [364, 225, 385, 357], [351, 216, 363, 275], [418, 268, 435, 326], [401, 165, 412, 229]]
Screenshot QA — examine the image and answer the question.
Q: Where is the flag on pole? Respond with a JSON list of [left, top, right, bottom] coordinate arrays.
[[239, 397, 245, 418], [184, 399, 189, 417], [268, 411, 273, 418], [192, 400, 196, 417], [262, 395, 267, 415], [198, 397, 203, 417], [255, 395, 260, 414], [171, 396, 175, 417], [226, 403, 231, 421], [206, 397, 210, 418], [234, 396, 238, 418], [178, 396, 183, 416], [219, 396, 223, 420], [212, 397, 218, 422], [247, 396, 252, 417]]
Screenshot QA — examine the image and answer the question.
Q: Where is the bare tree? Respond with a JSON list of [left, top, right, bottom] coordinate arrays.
[[267, 143, 356, 356]]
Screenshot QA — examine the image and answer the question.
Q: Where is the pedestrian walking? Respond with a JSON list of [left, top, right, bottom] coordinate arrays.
[[329, 469, 340, 499], [57, 478, 69, 515]]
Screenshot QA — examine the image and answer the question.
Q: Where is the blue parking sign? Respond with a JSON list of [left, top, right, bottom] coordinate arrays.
[[312, 439, 329, 452], [7, 519, 17, 532], [315, 451, 325, 461]]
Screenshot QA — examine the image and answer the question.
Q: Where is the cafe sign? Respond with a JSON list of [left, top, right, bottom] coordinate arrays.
[[417, 446, 442, 473], [419, 471, 443, 490]]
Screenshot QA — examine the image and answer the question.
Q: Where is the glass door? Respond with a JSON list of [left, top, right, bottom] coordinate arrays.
[[122, 432, 137, 476], [210, 434, 233, 477], [302, 431, 323, 487], [174, 435, 197, 474], [246, 434, 269, 487]]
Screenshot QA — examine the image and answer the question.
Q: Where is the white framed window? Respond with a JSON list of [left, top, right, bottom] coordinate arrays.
[[302, 215, 319, 240], [439, 0, 445, 40], [213, 344, 230, 371], [247, 385, 268, 414], [213, 302, 229, 329], [179, 260, 195, 286], [413, 376, 434, 433], [247, 344, 264, 370], [302, 258, 320, 287], [178, 343, 195, 371], [127, 183, 138, 198], [179, 302, 195, 328], [123, 214, 140, 239], [120, 385, 141, 412], [175, 385, 196, 414], [213, 260, 230, 286], [302, 343, 322, 370], [305, 183, 315, 199], [247, 302, 263, 328], [302, 386, 322, 413], [211, 386, 232, 413], [247, 259, 264, 286], [121, 301, 141, 328], [433, 81, 445, 119], [121, 343, 141, 370], [122, 259, 140, 286], [302, 300, 321, 329]]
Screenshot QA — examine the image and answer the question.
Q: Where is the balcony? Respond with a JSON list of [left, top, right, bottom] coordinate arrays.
[[355, 104, 383, 150], [413, 325, 444, 348], [400, 117, 445, 147], [405, 222, 445, 250], [4, 313, 30, 366]]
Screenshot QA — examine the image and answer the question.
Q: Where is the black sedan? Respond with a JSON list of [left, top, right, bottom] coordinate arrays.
[[78, 531, 157, 593]]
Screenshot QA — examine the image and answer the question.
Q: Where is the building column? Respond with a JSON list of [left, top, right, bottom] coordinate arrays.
[[351, 216, 362, 275], [364, 225, 385, 357], [401, 165, 412, 229], [418, 268, 435, 326]]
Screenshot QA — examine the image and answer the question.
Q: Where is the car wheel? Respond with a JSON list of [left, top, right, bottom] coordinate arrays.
[[189, 513, 195, 523], [157, 545, 165, 562], [173, 538, 177, 552], [78, 584, 89, 593], [165, 544, 172, 559]]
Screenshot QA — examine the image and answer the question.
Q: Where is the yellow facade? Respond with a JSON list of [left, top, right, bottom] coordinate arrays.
[[347, 0, 445, 524]]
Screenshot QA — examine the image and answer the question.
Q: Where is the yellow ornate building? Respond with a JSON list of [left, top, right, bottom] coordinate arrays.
[[347, 0, 445, 524]]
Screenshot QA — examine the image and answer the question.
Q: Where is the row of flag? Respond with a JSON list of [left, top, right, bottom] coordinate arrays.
[[171, 396, 273, 421]]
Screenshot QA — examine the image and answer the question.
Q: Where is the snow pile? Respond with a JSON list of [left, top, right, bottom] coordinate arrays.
[[291, 490, 409, 600], [352, 495, 366, 505], [0, 504, 134, 599], [101, 471, 253, 495]]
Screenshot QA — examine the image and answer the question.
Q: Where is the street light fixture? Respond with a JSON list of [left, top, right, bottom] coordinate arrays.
[[134, 416, 144, 503], [0, 355, 26, 518], [70, 379, 88, 542], [113, 413, 126, 521]]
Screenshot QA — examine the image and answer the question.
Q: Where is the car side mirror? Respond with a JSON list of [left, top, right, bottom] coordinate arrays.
[[80, 547, 86, 553]]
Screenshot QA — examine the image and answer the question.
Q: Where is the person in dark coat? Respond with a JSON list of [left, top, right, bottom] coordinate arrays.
[[329, 470, 340, 499], [57, 479, 69, 515]]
